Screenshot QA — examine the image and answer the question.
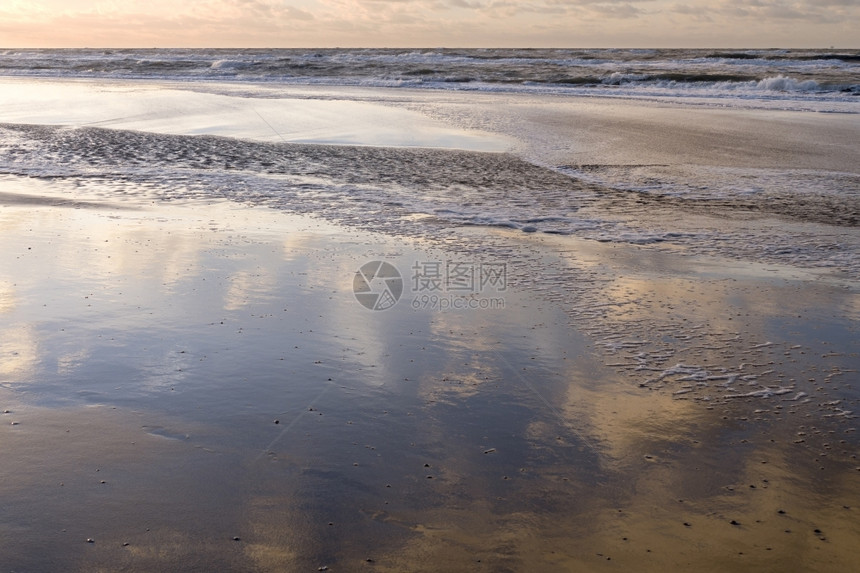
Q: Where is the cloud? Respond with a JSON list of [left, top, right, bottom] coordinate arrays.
[[0, 1, 320, 46], [680, 0, 859, 25], [0, 0, 857, 46]]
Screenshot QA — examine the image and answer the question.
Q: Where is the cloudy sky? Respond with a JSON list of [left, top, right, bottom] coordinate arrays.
[[0, 0, 857, 48]]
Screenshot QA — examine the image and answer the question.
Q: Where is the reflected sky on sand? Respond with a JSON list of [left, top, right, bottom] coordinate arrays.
[[0, 78, 511, 152], [0, 175, 858, 571]]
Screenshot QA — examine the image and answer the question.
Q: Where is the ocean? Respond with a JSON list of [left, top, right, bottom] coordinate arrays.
[[1, 48, 858, 111]]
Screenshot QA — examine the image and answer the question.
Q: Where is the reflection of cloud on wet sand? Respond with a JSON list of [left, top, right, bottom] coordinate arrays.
[[372, 503, 594, 572], [0, 324, 38, 378], [56, 348, 91, 376], [0, 203, 207, 292], [344, 247, 860, 572], [51, 211, 206, 290], [556, 350, 704, 466], [841, 291, 860, 322], [566, 437, 860, 572], [240, 494, 303, 570], [361, 359, 860, 572], [2, 168, 857, 571], [411, 298, 552, 402], [223, 269, 278, 311], [0, 280, 15, 314]]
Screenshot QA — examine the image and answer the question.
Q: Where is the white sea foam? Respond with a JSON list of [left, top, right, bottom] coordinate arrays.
[[211, 59, 251, 70], [754, 75, 823, 92]]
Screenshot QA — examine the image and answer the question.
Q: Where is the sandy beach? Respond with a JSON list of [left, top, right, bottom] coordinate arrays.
[[1, 76, 859, 571]]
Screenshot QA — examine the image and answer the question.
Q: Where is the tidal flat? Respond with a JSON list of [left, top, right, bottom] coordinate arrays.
[[0, 175, 857, 572]]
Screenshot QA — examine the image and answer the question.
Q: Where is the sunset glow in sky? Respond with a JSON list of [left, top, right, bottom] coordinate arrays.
[[0, 0, 857, 48]]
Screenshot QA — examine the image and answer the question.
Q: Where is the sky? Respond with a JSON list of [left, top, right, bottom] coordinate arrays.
[[0, 0, 857, 48]]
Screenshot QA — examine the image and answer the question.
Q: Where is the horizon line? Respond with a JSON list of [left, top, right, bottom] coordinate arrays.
[[2, 46, 858, 50]]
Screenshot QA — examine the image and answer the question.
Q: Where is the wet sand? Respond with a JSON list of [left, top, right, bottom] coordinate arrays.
[[1, 77, 859, 571], [1, 171, 858, 572]]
